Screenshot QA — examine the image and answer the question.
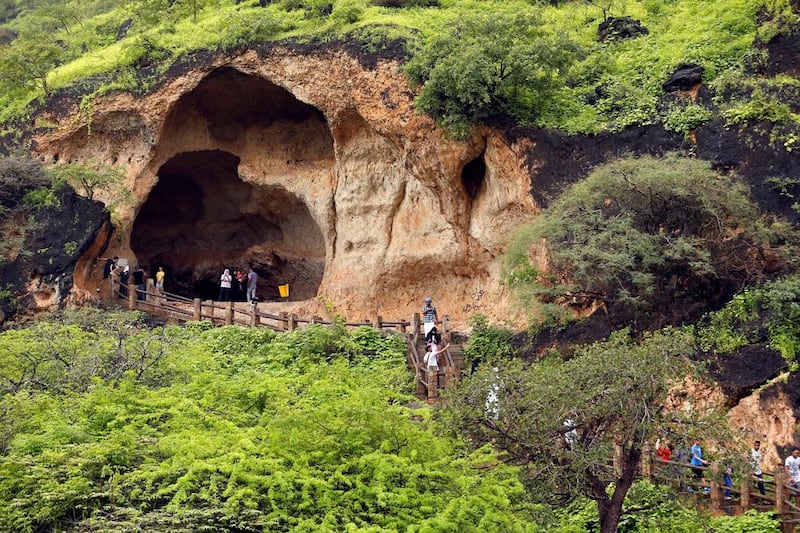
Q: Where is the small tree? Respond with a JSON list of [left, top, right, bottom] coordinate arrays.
[[47, 161, 125, 202], [0, 39, 63, 97], [442, 327, 720, 533]]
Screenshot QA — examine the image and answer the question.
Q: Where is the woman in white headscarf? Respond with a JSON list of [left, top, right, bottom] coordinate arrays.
[[218, 268, 232, 301]]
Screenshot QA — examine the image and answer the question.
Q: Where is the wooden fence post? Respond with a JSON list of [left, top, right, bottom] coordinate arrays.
[[225, 301, 233, 325], [146, 278, 155, 302], [426, 367, 438, 403], [740, 478, 750, 511], [288, 314, 297, 331], [442, 315, 451, 343], [279, 312, 288, 331], [128, 283, 136, 310], [193, 298, 201, 321], [411, 313, 420, 338], [776, 471, 788, 515], [372, 314, 382, 330], [250, 304, 258, 328], [710, 468, 722, 512]]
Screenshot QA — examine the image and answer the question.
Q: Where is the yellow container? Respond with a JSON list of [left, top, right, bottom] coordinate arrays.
[[278, 284, 289, 298]]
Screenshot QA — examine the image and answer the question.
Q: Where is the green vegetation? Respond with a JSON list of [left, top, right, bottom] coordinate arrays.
[[504, 154, 794, 321], [0, 310, 535, 531], [697, 274, 800, 364], [47, 160, 126, 202], [0, 0, 797, 139], [443, 327, 728, 533]]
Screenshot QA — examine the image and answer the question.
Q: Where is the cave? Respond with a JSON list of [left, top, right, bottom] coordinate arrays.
[[131, 150, 325, 300], [462, 155, 486, 200], [130, 67, 334, 301]]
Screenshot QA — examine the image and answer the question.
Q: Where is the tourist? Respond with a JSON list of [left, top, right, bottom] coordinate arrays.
[[132, 265, 146, 301], [155, 266, 165, 294], [690, 438, 710, 493], [219, 268, 232, 301], [656, 439, 672, 463], [751, 440, 766, 496], [119, 265, 129, 297], [422, 297, 439, 336], [247, 268, 258, 303], [785, 448, 800, 507], [102, 256, 118, 280]]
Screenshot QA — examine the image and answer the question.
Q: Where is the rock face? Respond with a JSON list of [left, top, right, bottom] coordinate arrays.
[[31, 47, 538, 324], [0, 185, 109, 321]]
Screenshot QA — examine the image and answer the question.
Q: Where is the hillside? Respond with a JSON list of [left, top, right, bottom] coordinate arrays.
[[1, 1, 800, 530]]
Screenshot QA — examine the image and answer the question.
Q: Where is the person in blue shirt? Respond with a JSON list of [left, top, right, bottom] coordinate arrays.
[[690, 438, 710, 492]]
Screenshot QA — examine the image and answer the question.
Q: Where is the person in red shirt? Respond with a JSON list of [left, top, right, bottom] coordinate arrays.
[[656, 439, 672, 462]]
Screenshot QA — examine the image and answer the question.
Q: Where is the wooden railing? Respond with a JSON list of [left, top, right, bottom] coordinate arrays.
[[112, 279, 412, 332], [648, 457, 800, 530], [111, 279, 461, 401]]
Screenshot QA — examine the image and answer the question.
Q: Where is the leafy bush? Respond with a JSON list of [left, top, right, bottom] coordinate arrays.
[[463, 314, 517, 365], [697, 275, 800, 363], [404, 9, 578, 138], [505, 154, 794, 320]]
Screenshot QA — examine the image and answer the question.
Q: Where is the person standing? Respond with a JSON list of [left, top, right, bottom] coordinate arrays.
[[247, 268, 258, 303], [155, 267, 165, 294], [422, 297, 439, 336], [219, 269, 232, 301], [102, 256, 118, 280], [119, 265, 130, 298], [785, 448, 800, 507], [102, 256, 118, 294], [132, 265, 146, 301], [751, 440, 766, 496], [690, 438, 710, 492]]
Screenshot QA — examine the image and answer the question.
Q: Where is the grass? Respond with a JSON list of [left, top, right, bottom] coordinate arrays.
[[0, 0, 798, 137]]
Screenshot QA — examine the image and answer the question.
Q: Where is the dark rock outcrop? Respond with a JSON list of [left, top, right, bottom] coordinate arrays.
[[0, 185, 108, 324], [598, 16, 649, 42], [662, 64, 704, 92]]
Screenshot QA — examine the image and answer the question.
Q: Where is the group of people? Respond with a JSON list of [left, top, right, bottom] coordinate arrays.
[[421, 297, 449, 382], [102, 256, 162, 301], [219, 268, 258, 303], [654, 438, 800, 503]]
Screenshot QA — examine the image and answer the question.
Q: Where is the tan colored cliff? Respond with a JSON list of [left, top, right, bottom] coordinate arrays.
[[31, 48, 539, 326]]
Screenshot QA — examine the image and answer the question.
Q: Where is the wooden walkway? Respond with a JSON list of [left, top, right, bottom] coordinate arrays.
[[648, 457, 800, 531], [112, 280, 461, 402]]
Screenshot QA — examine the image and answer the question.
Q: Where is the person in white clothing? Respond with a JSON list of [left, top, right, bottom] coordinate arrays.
[[423, 341, 448, 391], [785, 448, 800, 506], [751, 440, 765, 496]]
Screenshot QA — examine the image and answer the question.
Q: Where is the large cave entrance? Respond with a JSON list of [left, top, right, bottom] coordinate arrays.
[[130, 151, 325, 301], [130, 67, 333, 301]]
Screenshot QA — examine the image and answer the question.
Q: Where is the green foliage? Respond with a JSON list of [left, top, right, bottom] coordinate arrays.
[[463, 313, 516, 365], [504, 154, 792, 317], [442, 327, 724, 533], [664, 102, 713, 137], [0, 156, 50, 210], [46, 160, 126, 202], [404, 8, 578, 137], [697, 275, 800, 363], [0, 313, 534, 531], [709, 510, 780, 533]]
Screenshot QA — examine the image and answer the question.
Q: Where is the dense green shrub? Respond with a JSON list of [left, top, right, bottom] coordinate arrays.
[[505, 154, 794, 319], [404, 9, 578, 138]]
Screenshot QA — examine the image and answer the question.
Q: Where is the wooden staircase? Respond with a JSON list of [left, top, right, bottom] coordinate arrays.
[[407, 316, 463, 403]]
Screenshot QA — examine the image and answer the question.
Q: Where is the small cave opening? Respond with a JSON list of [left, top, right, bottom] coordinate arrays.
[[462, 155, 486, 201], [130, 150, 325, 301]]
